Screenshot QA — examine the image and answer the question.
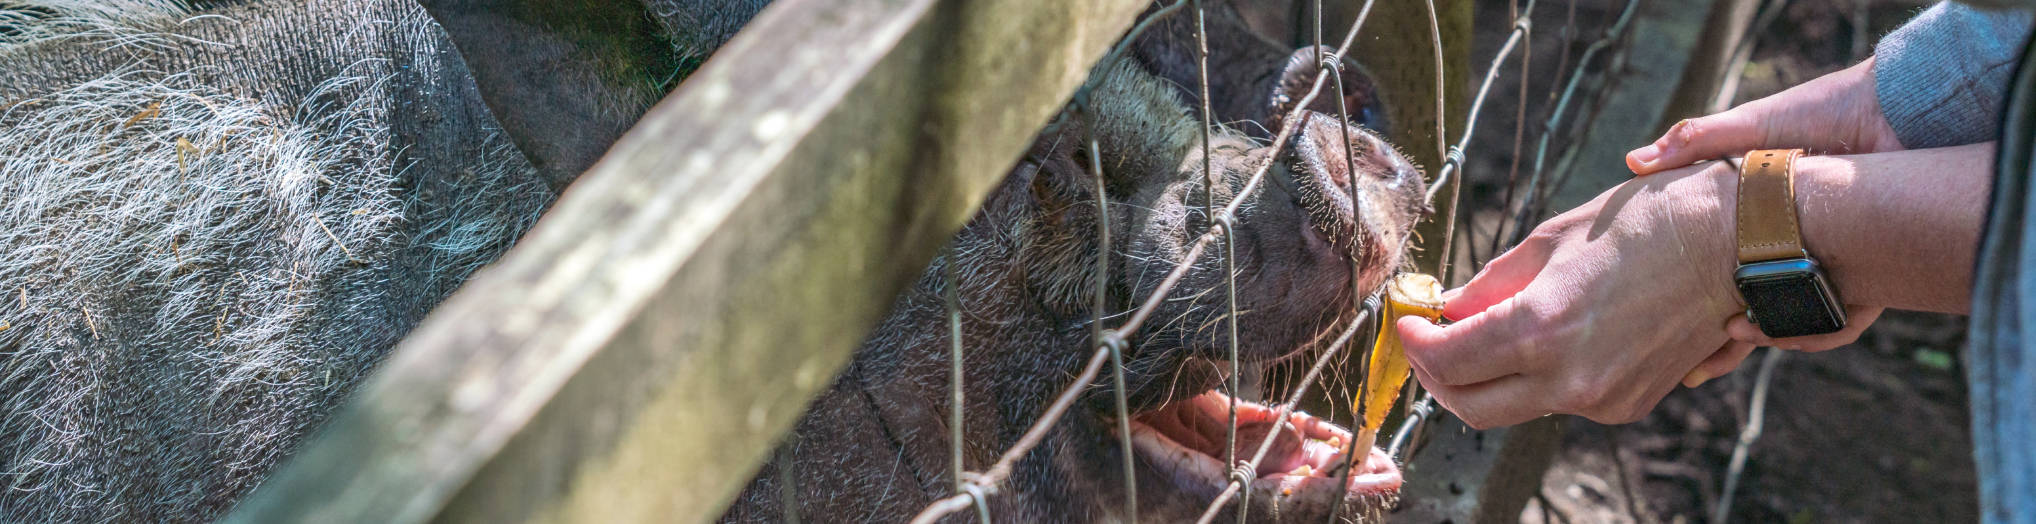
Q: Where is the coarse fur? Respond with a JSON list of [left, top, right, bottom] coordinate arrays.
[[0, 1, 552, 520], [0, 0, 192, 53], [0, 69, 545, 521], [640, 0, 769, 67], [723, 49, 1426, 522]]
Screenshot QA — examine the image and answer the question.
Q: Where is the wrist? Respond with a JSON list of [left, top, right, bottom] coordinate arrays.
[[1788, 147, 1987, 313], [1724, 150, 1852, 337], [1845, 57, 1906, 154], [1789, 155, 1861, 295], [1686, 161, 1749, 311]]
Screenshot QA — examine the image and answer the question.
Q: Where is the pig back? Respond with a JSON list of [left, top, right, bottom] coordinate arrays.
[[0, 0, 551, 520]]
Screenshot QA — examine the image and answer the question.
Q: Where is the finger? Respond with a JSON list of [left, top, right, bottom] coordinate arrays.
[[1401, 296, 1541, 386], [1421, 375, 1551, 430], [1625, 109, 1766, 175], [1441, 238, 1553, 321], [1724, 306, 1883, 352], [1682, 340, 1758, 388]]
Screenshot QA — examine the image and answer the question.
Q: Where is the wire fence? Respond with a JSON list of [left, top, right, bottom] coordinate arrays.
[[908, 0, 1651, 520], [1393, 0, 1642, 463]]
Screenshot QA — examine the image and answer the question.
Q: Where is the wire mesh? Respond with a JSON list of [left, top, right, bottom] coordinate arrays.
[[912, 0, 1653, 520], [1393, 0, 1643, 462]]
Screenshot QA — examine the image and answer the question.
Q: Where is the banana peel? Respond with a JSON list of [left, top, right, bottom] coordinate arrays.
[[1359, 273, 1442, 432]]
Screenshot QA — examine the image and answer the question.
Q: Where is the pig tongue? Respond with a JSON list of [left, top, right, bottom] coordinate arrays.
[[1234, 420, 1307, 477]]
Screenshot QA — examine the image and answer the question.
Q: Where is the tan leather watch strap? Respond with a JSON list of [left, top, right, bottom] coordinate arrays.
[[1737, 149, 1809, 263]]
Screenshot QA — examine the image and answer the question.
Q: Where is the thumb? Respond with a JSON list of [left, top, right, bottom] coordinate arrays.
[[1441, 236, 1553, 321], [1626, 108, 1767, 175]]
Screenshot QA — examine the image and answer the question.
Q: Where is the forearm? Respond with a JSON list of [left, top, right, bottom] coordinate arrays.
[[1792, 143, 1994, 313]]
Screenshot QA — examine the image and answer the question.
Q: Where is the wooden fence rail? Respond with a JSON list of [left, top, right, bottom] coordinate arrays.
[[228, 0, 1147, 521]]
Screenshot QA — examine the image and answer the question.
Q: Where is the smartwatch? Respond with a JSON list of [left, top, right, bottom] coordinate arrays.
[[1734, 149, 1846, 338]]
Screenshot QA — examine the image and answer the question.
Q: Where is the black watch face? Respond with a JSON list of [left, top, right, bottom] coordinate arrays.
[[1735, 259, 1846, 339]]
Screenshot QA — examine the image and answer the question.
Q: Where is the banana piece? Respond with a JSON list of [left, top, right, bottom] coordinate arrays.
[[1358, 273, 1444, 433]]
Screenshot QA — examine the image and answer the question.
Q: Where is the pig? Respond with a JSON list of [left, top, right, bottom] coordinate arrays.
[[717, 13, 1429, 524], [0, 0, 670, 519]]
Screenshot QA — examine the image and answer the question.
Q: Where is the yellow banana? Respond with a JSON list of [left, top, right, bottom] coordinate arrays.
[[1359, 273, 1443, 432]]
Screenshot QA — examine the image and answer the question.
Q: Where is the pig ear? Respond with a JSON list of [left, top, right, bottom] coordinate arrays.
[[1267, 46, 1386, 135]]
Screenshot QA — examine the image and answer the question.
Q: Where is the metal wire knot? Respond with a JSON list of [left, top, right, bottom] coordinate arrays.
[[1211, 212, 1237, 236], [1409, 397, 1435, 418], [961, 482, 993, 523], [1226, 465, 1255, 488], [1098, 330, 1129, 356], [1317, 53, 1344, 73]]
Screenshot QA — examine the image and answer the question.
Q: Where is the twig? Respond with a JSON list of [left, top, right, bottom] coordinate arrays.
[[1424, 9, 1532, 287], [1715, 347, 1783, 524], [1509, 0, 1641, 246], [1710, 0, 1791, 114]]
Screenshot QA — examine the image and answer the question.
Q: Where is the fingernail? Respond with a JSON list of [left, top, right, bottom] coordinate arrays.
[[1629, 144, 1662, 166], [1681, 369, 1711, 388]]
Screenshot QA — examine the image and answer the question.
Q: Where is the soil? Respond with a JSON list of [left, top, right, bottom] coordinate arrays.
[[1444, 0, 1983, 522], [1524, 311, 1976, 523]]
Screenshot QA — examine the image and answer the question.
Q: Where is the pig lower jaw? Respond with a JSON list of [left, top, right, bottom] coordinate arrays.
[[1120, 390, 1402, 505]]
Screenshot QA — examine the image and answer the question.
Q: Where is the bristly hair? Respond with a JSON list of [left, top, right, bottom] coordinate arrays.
[[0, 65, 547, 519], [0, 0, 194, 54]]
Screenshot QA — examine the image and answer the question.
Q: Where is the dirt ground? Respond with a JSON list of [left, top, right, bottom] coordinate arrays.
[[1225, 0, 1978, 519], [1523, 311, 1975, 523], [1442, 0, 1982, 522]]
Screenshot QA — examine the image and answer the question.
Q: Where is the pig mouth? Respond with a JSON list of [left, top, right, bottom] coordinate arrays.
[[1124, 389, 1402, 510]]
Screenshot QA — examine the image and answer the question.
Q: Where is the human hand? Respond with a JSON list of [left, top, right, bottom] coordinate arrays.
[[1398, 163, 1747, 428], [1628, 58, 1899, 384], [1626, 58, 1905, 175]]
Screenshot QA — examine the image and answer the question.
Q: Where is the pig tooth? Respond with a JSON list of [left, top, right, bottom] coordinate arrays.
[[1325, 436, 1341, 449], [1290, 465, 1313, 477]]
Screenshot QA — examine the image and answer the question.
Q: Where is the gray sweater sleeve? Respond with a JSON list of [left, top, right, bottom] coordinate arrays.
[[1874, 2, 2034, 149]]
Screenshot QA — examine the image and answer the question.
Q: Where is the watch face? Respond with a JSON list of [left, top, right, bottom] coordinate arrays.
[[1735, 260, 1846, 339]]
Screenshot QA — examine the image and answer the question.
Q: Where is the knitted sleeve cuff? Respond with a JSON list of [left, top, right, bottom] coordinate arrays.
[[1873, 2, 2034, 149]]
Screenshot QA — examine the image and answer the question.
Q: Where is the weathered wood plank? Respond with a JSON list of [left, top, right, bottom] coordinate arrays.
[[227, 0, 1148, 522]]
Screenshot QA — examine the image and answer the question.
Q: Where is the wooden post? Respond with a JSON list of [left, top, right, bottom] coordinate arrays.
[[226, 0, 1147, 522], [1547, 0, 1728, 212], [1356, 0, 1474, 276]]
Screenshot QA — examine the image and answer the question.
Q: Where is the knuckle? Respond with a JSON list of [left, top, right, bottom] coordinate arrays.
[[1577, 392, 1644, 425], [1611, 398, 1651, 425], [1520, 228, 1562, 253], [1675, 118, 1707, 144], [1587, 408, 1643, 426], [1558, 377, 1609, 413], [1513, 295, 1556, 326]]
